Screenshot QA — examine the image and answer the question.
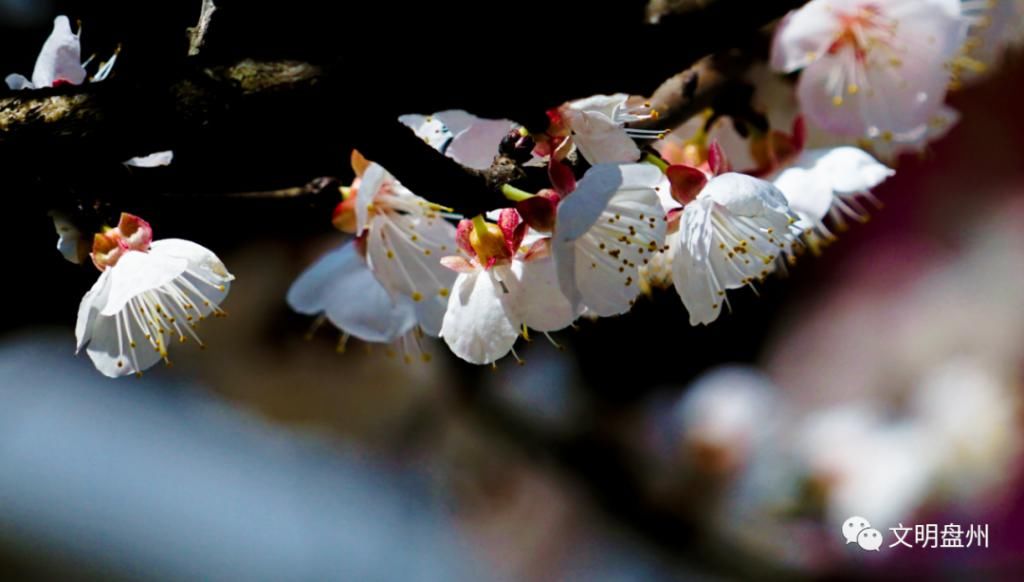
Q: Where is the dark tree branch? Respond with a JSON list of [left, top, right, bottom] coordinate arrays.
[[1, 0, 805, 221]]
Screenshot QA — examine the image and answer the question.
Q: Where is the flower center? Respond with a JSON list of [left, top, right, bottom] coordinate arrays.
[[90, 213, 153, 271], [828, 4, 894, 62]]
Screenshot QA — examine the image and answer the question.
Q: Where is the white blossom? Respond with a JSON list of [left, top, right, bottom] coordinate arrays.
[[342, 155, 459, 336], [5, 15, 117, 90], [75, 214, 233, 378], [558, 94, 664, 164], [287, 241, 417, 345], [440, 212, 576, 364], [552, 163, 667, 317], [771, 0, 968, 140], [772, 146, 894, 237], [671, 172, 800, 325]]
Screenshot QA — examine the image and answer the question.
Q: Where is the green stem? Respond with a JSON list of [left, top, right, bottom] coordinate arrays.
[[500, 183, 536, 202], [643, 152, 669, 172]]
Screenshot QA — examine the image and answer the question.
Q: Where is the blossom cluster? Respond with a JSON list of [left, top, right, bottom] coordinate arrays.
[[33, 1, 1020, 375]]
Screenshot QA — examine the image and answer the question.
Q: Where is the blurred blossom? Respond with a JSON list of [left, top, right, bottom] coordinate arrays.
[[791, 404, 938, 529], [692, 198, 1024, 571], [673, 366, 786, 478], [910, 357, 1022, 507]]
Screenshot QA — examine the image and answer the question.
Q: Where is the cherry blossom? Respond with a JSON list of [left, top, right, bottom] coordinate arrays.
[[5, 15, 117, 90], [287, 240, 418, 347], [548, 94, 665, 165], [75, 213, 233, 378], [771, 0, 968, 140], [772, 146, 894, 241], [551, 163, 668, 317], [664, 150, 800, 326], [334, 152, 459, 336], [440, 211, 577, 365]]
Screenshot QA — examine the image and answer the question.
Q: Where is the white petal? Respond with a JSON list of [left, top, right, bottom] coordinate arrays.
[[567, 94, 629, 118], [99, 251, 189, 317], [398, 113, 453, 152], [555, 163, 666, 316], [355, 163, 388, 234], [5, 73, 34, 90], [433, 110, 479, 136], [509, 256, 577, 332], [672, 251, 722, 326], [445, 117, 516, 170], [773, 165, 835, 224], [84, 312, 162, 378], [365, 211, 458, 336], [867, 105, 960, 159], [150, 239, 233, 282], [124, 150, 174, 168], [703, 173, 790, 217], [774, 147, 893, 224], [769, 0, 849, 72], [399, 110, 517, 170], [556, 163, 662, 241], [145, 239, 232, 320], [75, 270, 112, 352], [565, 110, 641, 164], [287, 242, 417, 343], [440, 268, 521, 365], [810, 146, 894, 193], [31, 15, 86, 88], [672, 193, 793, 326]]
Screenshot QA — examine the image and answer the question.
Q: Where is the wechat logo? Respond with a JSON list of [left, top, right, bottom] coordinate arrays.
[[842, 516, 883, 551]]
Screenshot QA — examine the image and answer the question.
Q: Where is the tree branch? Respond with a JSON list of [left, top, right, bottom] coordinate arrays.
[[187, 0, 218, 56], [2, 0, 805, 221]]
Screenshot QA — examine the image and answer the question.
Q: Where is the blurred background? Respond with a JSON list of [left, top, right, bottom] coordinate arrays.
[[2, 1, 1023, 579]]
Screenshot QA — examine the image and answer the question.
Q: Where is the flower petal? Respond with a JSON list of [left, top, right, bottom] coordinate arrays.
[[75, 270, 112, 352], [510, 256, 577, 332], [149, 238, 233, 283], [355, 163, 387, 234], [4, 73, 33, 90], [365, 211, 458, 336], [445, 117, 517, 171], [556, 163, 662, 241], [703, 172, 791, 218], [565, 110, 641, 164], [31, 15, 86, 88], [287, 242, 417, 343], [84, 311, 163, 378], [812, 147, 894, 194], [124, 150, 174, 168], [773, 165, 835, 225], [440, 267, 521, 365], [99, 251, 189, 317], [770, 0, 850, 72], [555, 163, 666, 316]]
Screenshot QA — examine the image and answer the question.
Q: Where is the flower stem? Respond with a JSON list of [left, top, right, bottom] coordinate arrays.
[[501, 184, 536, 202], [643, 153, 669, 172]]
